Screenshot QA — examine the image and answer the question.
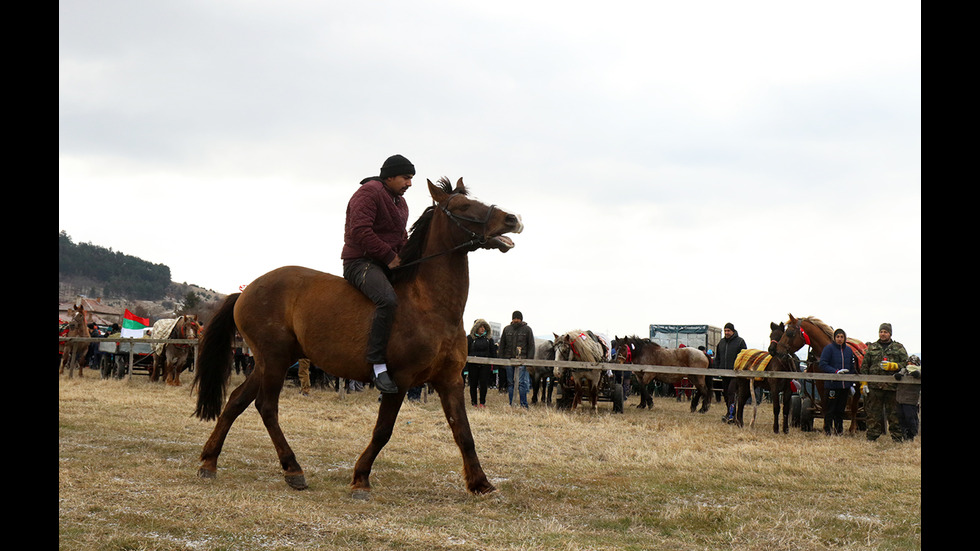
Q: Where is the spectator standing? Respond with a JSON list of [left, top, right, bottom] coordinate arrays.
[[498, 311, 535, 408], [298, 358, 312, 396], [818, 328, 856, 435], [715, 322, 747, 423], [467, 319, 497, 408], [894, 355, 921, 441], [862, 323, 909, 442]]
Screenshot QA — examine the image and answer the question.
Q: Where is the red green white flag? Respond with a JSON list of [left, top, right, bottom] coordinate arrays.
[[121, 309, 150, 338]]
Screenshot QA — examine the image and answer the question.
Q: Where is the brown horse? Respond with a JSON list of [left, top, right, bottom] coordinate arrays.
[[732, 322, 798, 433], [614, 336, 711, 413], [192, 177, 523, 498], [773, 314, 866, 433], [59, 304, 91, 378], [151, 315, 201, 386]]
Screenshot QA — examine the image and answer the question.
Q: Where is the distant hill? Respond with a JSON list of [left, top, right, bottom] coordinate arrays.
[[59, 231, 226, 321], [59, 231, 172, 300]]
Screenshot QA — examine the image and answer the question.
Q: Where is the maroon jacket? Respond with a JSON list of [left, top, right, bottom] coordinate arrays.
[[341, 178, 409, 266]]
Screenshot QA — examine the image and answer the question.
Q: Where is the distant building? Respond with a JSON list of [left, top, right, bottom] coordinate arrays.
[[59, 296, 122, 326]]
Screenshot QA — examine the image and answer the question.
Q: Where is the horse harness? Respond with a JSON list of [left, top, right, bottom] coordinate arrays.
[[394, 193, 500, 270], [170, 319, 199, 349]]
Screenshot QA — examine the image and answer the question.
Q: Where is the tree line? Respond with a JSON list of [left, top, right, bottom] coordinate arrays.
[[59, 231, 172, 300]]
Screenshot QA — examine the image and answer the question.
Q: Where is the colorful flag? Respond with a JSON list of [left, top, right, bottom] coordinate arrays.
[[121, 309, 150, 338]]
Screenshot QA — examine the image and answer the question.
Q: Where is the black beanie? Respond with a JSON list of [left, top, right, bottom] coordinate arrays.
[[512, 311, 523, 321], [379, 154, 415, 179]]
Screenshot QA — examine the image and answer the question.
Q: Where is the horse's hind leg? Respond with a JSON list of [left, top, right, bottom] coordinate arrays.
[[198, 374, 261, 480], [250, 368, 307, 490], [695, 378, 711, 413], [351, 391, 407, 499]]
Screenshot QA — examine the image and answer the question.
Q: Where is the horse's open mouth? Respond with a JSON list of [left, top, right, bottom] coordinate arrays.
[[487, 235, 515, 252]]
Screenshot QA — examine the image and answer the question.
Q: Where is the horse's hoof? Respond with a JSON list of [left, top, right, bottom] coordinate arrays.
[[351, 488, 371, 501], [285, 473, 308, 490], [471, 483, 498, 495], [198, 467, 216, 480]]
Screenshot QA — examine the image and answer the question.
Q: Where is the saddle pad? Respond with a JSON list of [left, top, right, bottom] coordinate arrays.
[[846, 339, 867, 369], [734, 349, 772, 372]]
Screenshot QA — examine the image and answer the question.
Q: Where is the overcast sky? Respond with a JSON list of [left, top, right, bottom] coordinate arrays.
[[59, 1, 921, 355]]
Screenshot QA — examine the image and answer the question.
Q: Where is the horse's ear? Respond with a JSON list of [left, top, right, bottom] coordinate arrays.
[[428, 179, 449, 203], [770, 322, 778, 331], [787, 313, 796, 323], [455, 177, 465, 193]]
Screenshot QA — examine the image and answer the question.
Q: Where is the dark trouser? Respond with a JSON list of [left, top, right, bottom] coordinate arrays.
[[898, 403, 919, 440], [343, 259, 397, 364], [469, 363, 492, 405], [824, 388, 849, 435]]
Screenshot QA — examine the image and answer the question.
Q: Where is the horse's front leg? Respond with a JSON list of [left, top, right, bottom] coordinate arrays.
[[772, 390, 781, 434], [781, 385, 792, 434], [847, 392, 860, 434], [434, 379, 495, 495], [351, 390, 406, 499]]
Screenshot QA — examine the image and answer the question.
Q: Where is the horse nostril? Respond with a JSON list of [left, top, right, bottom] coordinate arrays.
[[506, 213, 523, 232]]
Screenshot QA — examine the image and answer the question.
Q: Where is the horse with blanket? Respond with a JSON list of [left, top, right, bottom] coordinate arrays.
[[552, 330, 611, 412], [731, 322, 799, 432]]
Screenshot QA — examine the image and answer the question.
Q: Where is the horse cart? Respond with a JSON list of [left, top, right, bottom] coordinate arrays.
[[96, 339, 155, 378], [553, 368, 626, 413]]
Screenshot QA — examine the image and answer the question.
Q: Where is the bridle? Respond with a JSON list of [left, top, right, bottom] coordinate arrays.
[[773, 322, 809, 358], [394, 193, 499, 270]]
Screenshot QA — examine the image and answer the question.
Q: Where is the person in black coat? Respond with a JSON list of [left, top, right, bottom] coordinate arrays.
[[467, 319, 497, 408], [715, 322, 747, 423]]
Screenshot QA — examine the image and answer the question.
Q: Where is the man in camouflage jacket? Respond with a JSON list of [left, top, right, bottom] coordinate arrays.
[[862, 322, 909, 442]]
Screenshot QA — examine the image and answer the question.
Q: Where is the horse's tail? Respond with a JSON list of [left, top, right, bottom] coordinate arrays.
[[192, 293, 240, 421]]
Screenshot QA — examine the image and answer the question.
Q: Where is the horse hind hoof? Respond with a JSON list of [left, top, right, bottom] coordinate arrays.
[[198, 467, 217, 480], [351, 489, 371, 501], [285, 473, 308, 490]]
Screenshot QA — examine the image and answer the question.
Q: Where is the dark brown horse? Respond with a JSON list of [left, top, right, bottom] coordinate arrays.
[[614, 336, 711, 413], [59, 304, 91, 378], [192, 178, 523, 498], [151, 315, 201, 386], [529, 340, 556, 405], [732, 322, 797, 433], [773, 314, 866, 433]]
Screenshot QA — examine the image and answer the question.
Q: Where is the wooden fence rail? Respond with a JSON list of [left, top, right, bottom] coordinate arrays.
[[58, 337, 918, 386], [461, 356, 918, 385]]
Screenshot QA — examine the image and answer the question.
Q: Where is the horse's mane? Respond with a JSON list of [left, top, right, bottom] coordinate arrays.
[[557, 329, 605, 363], [798, 316, 834, 339], [624, 335, 659, 350], [391, 177, 466, 284]]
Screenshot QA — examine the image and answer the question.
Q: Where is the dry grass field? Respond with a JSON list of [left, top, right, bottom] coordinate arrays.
[[59, 373, 921, 550]]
